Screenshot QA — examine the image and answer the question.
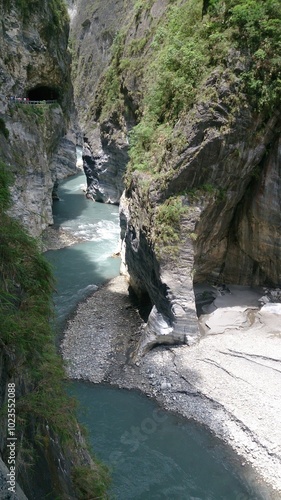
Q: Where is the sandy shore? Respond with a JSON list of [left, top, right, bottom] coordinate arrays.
[[62, 275, 281, 498]]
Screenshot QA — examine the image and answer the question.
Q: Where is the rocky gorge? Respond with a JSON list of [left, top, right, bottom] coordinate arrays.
[[65, 0, 281, 496], [0, 0, 281, 498], [62, 275, 281, 498], [72, 0, 281, 354], [0, 1, 108, 498]]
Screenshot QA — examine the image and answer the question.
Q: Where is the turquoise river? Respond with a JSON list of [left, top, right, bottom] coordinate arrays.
[[46, 173, 268, 500]]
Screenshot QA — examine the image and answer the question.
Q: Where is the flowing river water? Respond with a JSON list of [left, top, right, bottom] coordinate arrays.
[[45, 173, 267, 500]]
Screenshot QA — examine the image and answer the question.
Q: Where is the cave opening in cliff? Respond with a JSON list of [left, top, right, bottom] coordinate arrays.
[[27, 86, 59, 101], [128, 287, 152, 322]]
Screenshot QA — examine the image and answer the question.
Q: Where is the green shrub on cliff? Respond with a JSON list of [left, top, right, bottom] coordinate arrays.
[[206, 0, 281, 111], [3, 0, 68, 31], [0, 162, 110, 498], [146, 1, 208, 122], [0, 161, 76, 437], [126, 0, 281, 177], [95, 30, 126, 120], [151, 196, 190, 256], [127, 0, 209, 175], [0, 118, 9, 140]]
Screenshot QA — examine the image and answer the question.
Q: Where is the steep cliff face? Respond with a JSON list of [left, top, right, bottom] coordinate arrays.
[[69, 0, 134, 203], [72, 0, 281, 354], [0, 2, 110, 498], [0, 0, 78, 237]]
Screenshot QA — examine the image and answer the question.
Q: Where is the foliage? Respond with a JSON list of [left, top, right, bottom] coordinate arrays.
[[95, 31, 126, 120], [0, 163, 110, 495], [49, 0, 69, 30], [72, 464, 111, 500], [15, 102, 49, 122], [0, 162, 12, 210], [153, 196, 187, 245], [125, 0, 281, 178], [127, 0, 210, 175], [3, 0, 68, 31], [0, 162, 71, 432], [205, 0, 281, 112], [133, 0, 154, 18], [146, 1, 209, 123]]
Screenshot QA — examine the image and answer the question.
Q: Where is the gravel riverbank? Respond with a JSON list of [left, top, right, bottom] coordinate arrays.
[[61, 274, 281, 498]]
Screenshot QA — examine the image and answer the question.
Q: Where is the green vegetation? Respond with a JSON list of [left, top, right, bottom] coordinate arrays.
[[95, 0, 280, 254], [3, 0, 68, 31], [207, 0, 281, 112], [127, 0, 281, 176], [0, 163, 73, 430], [0, 161, 73, 433], [72, 464, 111, 500], [95, 31, 127, 121], [49, 0, 69, 29], [0, 162, 110, 498], [14, 102, 49, 122], [127, 0, 211, 175], [152, 196, 188, 256]]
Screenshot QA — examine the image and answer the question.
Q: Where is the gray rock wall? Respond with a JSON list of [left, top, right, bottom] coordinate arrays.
[[0, 2, 96, 498], [69, 0, 135, 202], [71, 0, 281, 354], [0, 0, 78, 237]]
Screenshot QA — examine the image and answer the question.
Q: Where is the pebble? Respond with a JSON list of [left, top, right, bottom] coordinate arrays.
[[61, 275, 281, 498]]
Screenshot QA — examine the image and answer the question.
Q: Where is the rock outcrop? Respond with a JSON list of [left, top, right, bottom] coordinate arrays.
[[69, 0, 134, 203], [70, 0, 281, 355], [0, 0, 78, 237]]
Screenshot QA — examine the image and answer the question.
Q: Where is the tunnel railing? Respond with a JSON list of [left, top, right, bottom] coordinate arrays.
[[7, 99, 58, 105]]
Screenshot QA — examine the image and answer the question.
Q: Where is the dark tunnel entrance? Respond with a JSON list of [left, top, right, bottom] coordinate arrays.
[[27, 86, 59, 101]]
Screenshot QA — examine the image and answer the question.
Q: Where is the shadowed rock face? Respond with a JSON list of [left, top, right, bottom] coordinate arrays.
[[71, 0, 281, 354], [120, 189, 201, 355], [69, 0, 135, 203], [121, 104, 280, 355], [222, 134, 281, 285], [82, 123, 129, 203], [172, 103, 281, 286]]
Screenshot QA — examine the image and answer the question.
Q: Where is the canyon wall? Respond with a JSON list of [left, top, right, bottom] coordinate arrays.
[[69, 0, 134, 203], [71, 0, 281, 354], [0, 0, 78, 237], [0, 2, 107, 498]]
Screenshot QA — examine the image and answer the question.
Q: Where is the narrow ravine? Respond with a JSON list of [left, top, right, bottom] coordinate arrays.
[[46, 173, 269, 499], [45, 173, 121, 329]]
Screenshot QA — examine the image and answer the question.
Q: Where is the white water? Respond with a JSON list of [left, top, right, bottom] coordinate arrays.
[[45, 174, 121, 326]]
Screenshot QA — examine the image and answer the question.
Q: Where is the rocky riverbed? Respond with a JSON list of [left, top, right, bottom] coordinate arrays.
[[41, 226, 85, 251], [61, 274, 281, 498]]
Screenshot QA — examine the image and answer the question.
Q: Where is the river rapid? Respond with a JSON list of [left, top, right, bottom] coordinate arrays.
[[45, 173, 271, 500]]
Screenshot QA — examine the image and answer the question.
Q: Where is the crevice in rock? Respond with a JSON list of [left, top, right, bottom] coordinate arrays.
[[128, 286, 152, 322]]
